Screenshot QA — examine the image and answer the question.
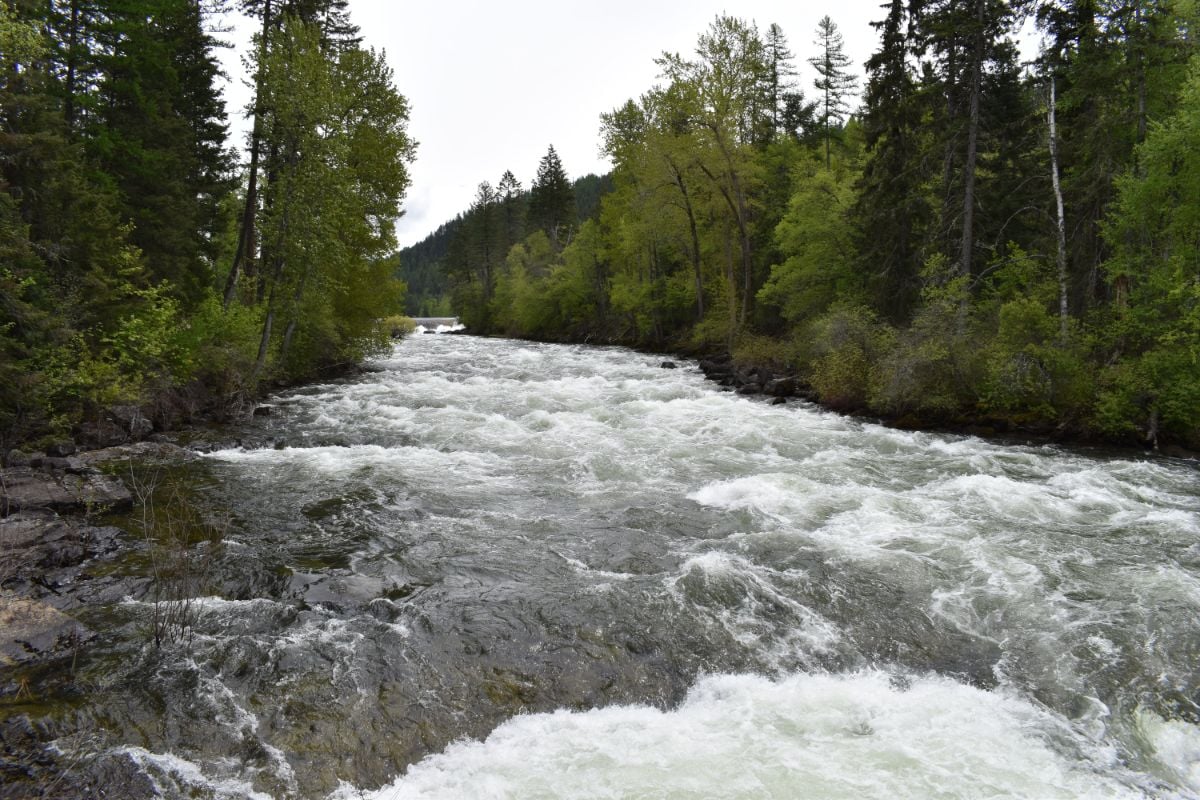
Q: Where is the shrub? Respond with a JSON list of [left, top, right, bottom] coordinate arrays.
[[802, 303, 895, 411]]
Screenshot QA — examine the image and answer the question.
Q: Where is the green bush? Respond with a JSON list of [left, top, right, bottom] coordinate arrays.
[[870, 256, 979, 417], [802, 303, 895, 411]]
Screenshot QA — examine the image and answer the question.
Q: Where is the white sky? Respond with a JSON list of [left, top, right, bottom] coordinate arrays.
[[217, 1, 887, 248]]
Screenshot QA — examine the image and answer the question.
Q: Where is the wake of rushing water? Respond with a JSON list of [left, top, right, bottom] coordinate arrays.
[[67, 334, 1200, 798]]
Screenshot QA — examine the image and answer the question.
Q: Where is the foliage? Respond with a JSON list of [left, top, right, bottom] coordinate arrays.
[[1096, 54, 1200, 444], [802, 304, 895, 412], [758, 141, 864, 323], [357, 9, 1200, 447], [0, 1, 415, 447]]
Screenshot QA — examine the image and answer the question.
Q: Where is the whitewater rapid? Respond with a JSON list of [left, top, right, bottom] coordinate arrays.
[[96, 333, 1200, 798]]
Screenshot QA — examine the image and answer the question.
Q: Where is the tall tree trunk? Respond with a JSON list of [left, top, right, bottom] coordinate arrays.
[[223, 0, 272, 309], [940, 31, 960, 253], [668, 159, 704, 320], [63, 0, 78, 132], [252, 289, 276, 381], [723, 224, 736, 353], [1048, 76, 1069, 340], [959, 0, 984, 280]]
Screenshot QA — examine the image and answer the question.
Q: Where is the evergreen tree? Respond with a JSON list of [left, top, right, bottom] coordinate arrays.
[[527, 144, 574, 245], [1037, 0, 1190, 309], [764, 23, 798, 138], [809, 15, 859, 168], [497, 168, 525, 254], [468, 180, 499, 302], [852, 0, 929, 319], [90, 0, 234, 306], [912, 0, 1032, 279]]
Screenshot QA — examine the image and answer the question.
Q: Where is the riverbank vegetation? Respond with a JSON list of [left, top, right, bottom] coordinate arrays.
[[0, 0, 414, 451], [421, 4, 1200, 449]]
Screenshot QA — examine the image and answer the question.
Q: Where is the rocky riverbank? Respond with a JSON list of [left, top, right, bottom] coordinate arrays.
[[0, 441, 200, 669]]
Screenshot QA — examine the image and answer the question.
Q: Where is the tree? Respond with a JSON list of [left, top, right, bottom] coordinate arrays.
[[90, 0, 234, 307], [1037, 0, 1190, 310], [759, 135, 865, 322], [657, 15, 768, 337], [764, 23, 799, 138], [249, 16, 414, 379], [852, 0, 929, 319], [528, 144, 574, 245], [468, 180, 499, 303], [909, 0, 1034, 283], [497, 168, 525, 254], [1099, 54, 1200, 445], [809, 15, 858, 169]]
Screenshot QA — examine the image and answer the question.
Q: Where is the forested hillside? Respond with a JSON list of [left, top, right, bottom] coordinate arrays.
[[0, 0, 414, 450], [395, 170, 612, 316], [435, 5, 1200, 449]]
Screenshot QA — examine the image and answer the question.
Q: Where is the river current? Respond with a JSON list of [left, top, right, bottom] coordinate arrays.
[[63, 334, 1200, 797]]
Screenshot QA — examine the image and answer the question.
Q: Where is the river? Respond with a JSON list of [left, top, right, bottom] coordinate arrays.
[[33, 333, 1200, 798]]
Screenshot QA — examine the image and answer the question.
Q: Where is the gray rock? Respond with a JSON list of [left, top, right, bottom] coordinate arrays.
[[76, 418, 130, 449], [3, 450, 31, 468], [764, 377, 799, 398], [699, 359, 734, 377], [736, 383, 762, 396], [660, 361, 678, 369], [109, 405, 154, 439], [0, 597, 91, 665], [74, 440, 195, 468], [1, 469, 132, 517], [45, 441, 77, 458]]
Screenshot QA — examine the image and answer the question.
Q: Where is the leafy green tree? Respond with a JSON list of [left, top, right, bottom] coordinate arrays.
[[1099, 54, 1200, 445], [250, 16, 414, 380], [657, 15, 769, 338], [759, 135, 865, 323]]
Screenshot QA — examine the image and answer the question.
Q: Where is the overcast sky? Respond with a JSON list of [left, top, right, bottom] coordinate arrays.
[[218, 1, 889, 248]]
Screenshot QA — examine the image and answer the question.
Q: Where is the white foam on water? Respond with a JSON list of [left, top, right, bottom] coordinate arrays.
[[667, 551, 842, 665], [118, 746, 274, 800], [413, 323, 465, 334], [335, 671, 1148, 800], [1135, 710, 1200, 793], [180, 335, 1200, 797]]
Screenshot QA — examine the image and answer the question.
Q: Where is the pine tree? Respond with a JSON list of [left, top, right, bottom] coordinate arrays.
[[90, 0, 234, 306], [1037, 0, 1190, 309], [809, 15, 859, 169], [497, 169, 525, 254], [528, 145, 574, 245], [852, 0, 929, 319], [469, 180, 499, 301], [764, 23, 798, 138], [912, 0, 1032, 279]]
